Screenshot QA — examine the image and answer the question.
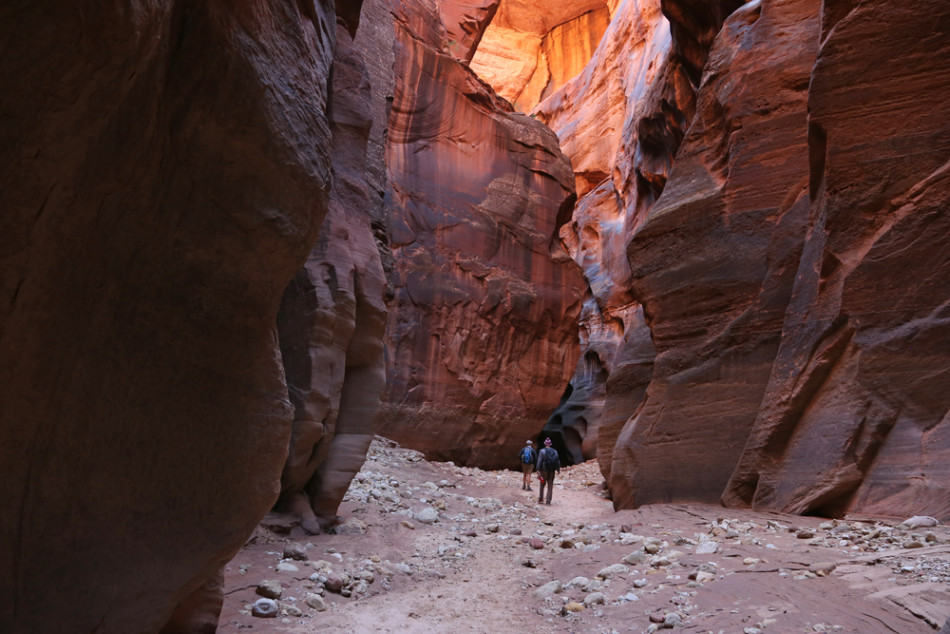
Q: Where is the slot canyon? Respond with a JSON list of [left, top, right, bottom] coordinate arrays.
[[1, 0, 948, 632]]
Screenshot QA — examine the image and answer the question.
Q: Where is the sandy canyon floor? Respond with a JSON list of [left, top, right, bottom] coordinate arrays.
[[219, 438, 950, 633]]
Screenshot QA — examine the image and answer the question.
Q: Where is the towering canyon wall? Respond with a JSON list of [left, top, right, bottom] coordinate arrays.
[[276, 19, 388, 536], [0, 2, 356, 631], [723, 0, 950, 519], [476, 0, 950, 518], [379, 0, 586, 468]]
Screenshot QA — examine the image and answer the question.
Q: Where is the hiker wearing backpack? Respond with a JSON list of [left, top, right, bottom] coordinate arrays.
[[535, 437, 561, 504], [519, 440, 537, 490]]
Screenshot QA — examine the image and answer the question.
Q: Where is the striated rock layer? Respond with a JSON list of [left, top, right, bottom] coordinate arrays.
[[0, 2, 349, 632], [616, 0, 818, 507], [723, 0, 950, 520], [470, 0, 611, 112], [276, 19, 388, 536], [380, 0, 586, 468], [521, 0, 950, 519]]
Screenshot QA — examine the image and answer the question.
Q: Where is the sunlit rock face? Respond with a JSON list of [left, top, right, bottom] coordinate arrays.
[[723, 0, 950, 520], [276, 19, 388, 536], [0, 2, 343, 632], [470, 0, 612, 111], [380, 0, 586, 468], [533, 0, 950, 520], [534, 0, 668, 466]]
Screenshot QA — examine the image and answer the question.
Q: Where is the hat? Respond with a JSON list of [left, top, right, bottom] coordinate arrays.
[[544, 438, 552, 446], [526, 440, 533, 445]]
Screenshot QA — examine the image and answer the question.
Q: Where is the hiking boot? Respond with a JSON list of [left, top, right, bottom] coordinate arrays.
[[527, 486, 532, 491]]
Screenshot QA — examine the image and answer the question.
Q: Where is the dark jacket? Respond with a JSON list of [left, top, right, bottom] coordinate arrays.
[[536, 446, 560, 472]]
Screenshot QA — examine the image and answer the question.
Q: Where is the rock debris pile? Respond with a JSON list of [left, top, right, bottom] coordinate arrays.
[[220, 437, 949, 633]]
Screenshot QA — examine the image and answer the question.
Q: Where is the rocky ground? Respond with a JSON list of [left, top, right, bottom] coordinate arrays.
[[219, 438, 950, 633]]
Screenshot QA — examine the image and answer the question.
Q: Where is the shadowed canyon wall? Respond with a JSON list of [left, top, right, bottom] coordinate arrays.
[[476, 0, 950, 519], [0, 1, 366, 631], [378, 0, 587, 468], [275, 18, 388, 536]]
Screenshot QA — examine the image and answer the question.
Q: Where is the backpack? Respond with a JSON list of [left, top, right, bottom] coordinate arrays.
[[520, 446, 535, 464], [539, 447, 559, 471]]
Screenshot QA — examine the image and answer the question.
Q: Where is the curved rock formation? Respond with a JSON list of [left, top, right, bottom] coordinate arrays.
[[276, 20, 388, 535], [0, 2, 348, 631], [615, 0, 819, 507], [723, 0, 950, 520], [380, 0, 586, 468], [470, 0, 611, 111], [533, 0, 949, 520], [533, 0, 669, 466]]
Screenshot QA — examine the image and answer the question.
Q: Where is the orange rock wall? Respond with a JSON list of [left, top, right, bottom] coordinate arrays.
[[380, 0, 586, 468], [523, 0, 950, 519], [470, 1, 611, 111]]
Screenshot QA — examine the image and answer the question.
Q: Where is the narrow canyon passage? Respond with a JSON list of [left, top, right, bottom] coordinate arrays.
[[3, 0, 949, 631], [219, 438, 949, 633]]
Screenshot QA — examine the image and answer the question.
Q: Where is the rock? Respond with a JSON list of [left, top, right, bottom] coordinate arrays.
[[623, 551, 647, 565], [378, 0, 585, 469], [901, 516, 940, 529], [743, 628, 762, 634], [644, 541, 661, 554], [692, 571, 716, 584], [256, 580, 283, 600], [664, 612, 683, 627], [251, 598, 279, 619], [401, 520, 416, 530], [276, 12, 387, 535], [563, 601, 585, 613], [529, 538, 546, 550], [903, 540, 925, 549], [486, 524, 500, 533], [335, 518, 368, 535], [597, 563, 629, 579], [632, 578, 647, 588], [324, 574, 346, 594], [566, 576, 591, 591], [810, 562, 836, 577], [695, 541, 719, 555], [471, 1, 610, 111], [283, 543, 308, 561], [583, 592, 606, 607], [742, 558, 760, 566], [414, 507, 439, 524], [535, 580, 562, 599], [1, 2, 343, 630], [560, 539, 575, 549], [796, 529, 816, 539], [276, 562, 299, 574], [722, 0, 950, 519], [282, 604, 302, 617], [305, 593, 328, 612]]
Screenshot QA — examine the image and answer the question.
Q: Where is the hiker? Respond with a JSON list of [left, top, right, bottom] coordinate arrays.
[[535, 437, 560, 505], [519, 440, 537, 490]]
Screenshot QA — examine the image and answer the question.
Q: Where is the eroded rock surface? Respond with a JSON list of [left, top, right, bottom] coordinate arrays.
[[0, 2, 344, 631], [381, 0, 586, 468], [524, 0, 950, 519], [614, 0, 819, 508], [470, 0, 611, 111], [276, 20, 388, 535], [724, 0, 950, 520]]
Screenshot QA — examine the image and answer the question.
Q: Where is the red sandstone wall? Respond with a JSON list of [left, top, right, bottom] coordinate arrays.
[[379, 0, 586, 468], [509, 0, 950, 519], [0, 2, 349, 631]]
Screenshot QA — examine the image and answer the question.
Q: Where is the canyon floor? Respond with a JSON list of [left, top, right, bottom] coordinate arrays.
[[219, 438, 950, 633]]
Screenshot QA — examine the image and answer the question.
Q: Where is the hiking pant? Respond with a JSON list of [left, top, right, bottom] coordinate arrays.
[[538, 470, 556, 504]]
